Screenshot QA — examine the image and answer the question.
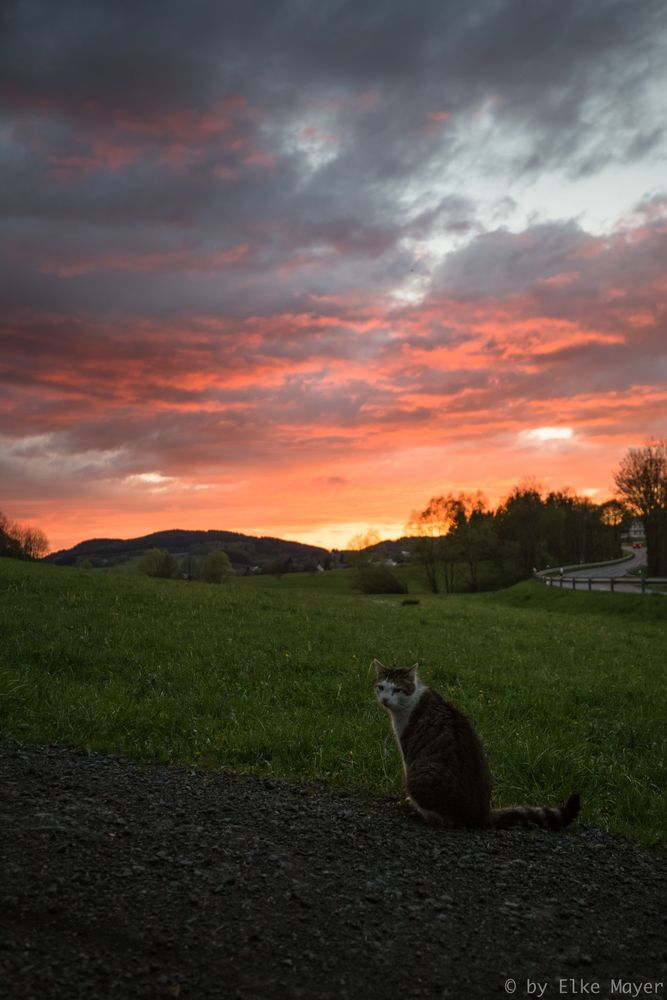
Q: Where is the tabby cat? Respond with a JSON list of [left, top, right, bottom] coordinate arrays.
[[373, 660, 580, 830]]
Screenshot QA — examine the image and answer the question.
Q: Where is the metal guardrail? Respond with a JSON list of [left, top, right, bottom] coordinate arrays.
[[534, 573, 667, 593]]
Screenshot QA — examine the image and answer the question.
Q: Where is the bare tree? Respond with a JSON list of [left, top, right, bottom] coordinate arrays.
[[16, 525, 49, 560], [346, 528, 382, 566], [614, 442, 667, 576], [0, 511, 48, 560]]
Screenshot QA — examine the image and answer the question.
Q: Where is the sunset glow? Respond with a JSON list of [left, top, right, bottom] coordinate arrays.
[[2, 1, 667, 552]]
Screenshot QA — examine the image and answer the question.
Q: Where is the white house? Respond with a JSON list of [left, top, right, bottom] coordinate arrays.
[[628, 519, 644, 540]]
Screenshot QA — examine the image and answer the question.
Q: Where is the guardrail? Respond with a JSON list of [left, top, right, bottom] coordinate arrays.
[[534, 573, 667, 593]]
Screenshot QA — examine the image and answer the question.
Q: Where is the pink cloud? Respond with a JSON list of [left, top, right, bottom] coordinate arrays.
[[11, 92, 274, 180], [3, 196, 667, 551], [113, 97, 251, 140]]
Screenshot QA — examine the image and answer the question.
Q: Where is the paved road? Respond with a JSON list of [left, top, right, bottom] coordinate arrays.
[[543, 549, 649, 593], [569, 549, 647, 577]]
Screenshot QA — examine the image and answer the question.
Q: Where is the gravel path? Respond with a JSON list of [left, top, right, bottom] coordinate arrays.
[[1, 741, 666, 1000]]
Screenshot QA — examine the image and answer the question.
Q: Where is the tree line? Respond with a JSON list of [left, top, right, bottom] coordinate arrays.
[[405, 441, 667, 592], [406, 485, 623, 593], [135, 547, 233, 583]]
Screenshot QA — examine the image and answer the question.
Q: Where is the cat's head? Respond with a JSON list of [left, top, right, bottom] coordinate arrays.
[[372, 659, 419, 710]]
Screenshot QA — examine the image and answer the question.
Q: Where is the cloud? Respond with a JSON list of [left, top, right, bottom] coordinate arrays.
[[2, 0, 667, 549], [431, 222, 594, 300], [3, 198, 665, 500], [520, 427, 574, 444]]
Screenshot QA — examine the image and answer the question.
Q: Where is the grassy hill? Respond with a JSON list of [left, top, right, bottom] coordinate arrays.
[[1, 556, 664, 846], [45, 527, 329, 573]]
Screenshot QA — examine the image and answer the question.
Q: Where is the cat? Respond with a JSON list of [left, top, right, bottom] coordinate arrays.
[[373, 660, 580, 830]]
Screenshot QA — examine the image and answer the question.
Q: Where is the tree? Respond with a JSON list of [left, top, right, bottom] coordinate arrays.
[[199, 549, 233, 584], [180, 553, 198, 581], [0, 512, 22, 558], [16, 525, 49, 560], [138, 548, 177, 579], [0, 511, 49, 560], [346, 528, 383, 566], [406, 494, 463, 593], [600, 499, 624, 554], [496, 481, 546, 578], [452, 493, 497, 591], [496, 483, 620, 579], [614, 442, 667, 576]]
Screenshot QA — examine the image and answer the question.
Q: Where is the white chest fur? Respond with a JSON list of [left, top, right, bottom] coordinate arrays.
[[376, 681, 427, 772], [389, 685, 425, 738]]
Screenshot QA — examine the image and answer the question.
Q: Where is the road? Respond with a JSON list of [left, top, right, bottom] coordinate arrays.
[[543, 548, 648, 593]]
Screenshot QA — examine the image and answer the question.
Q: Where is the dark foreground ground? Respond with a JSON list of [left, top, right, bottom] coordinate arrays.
[[1, 742, 666, 1000]]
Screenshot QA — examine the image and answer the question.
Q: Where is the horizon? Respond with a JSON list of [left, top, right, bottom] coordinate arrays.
[[45, 479, 621, 556], [2, 1, 666, 553]]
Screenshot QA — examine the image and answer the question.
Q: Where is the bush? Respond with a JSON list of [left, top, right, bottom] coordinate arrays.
[[199, 549, 233, 584], [138, 548, 177, 579], [356, 565, 408, 594]]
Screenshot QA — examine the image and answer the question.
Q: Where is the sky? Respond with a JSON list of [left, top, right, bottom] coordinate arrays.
[[1, 0, 667, 553]]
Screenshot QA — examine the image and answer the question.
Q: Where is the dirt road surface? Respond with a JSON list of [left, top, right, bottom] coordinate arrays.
[[1, 741, 665, 999]]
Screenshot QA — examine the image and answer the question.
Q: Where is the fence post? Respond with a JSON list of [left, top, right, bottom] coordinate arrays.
[[588, 578, 592, 591], [642, 578, 646, 594], [572, 577, 576, 590], [610, 577, 615, 593]]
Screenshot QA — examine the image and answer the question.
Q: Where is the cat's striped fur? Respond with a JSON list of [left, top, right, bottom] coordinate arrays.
[[373, 660, 580, 831]]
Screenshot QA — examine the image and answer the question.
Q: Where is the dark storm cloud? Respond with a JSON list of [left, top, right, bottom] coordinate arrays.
[[3, 0, 665, 245], [4, 1, 663, 119], [431, 211, 667, 312], [2, 0, 667, 522], [431, 221, 595, 299], [2, 0, 665, 340]]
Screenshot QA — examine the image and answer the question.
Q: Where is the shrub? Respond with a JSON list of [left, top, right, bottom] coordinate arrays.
[[138, 548, 177, 579], [199, 549, 233, 584]]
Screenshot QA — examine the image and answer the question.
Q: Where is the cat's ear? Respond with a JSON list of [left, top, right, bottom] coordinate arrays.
[[407, 663, 419, 679], [371, 658, 386, 676]]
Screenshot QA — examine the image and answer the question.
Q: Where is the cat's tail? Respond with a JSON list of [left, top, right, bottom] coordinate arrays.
[[490, 792, 580, 831]]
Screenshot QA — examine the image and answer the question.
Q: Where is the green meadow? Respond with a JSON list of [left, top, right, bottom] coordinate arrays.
[[1, 557, 665, 846]]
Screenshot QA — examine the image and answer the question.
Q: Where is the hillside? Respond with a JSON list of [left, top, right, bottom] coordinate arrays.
[[45, 528, 329, 572]]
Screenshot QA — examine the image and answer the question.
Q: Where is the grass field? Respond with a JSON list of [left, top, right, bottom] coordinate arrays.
[[1, 557, 665, 846]]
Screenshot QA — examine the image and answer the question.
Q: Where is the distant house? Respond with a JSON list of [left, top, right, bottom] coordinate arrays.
[[627, 519, 644, 540]]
